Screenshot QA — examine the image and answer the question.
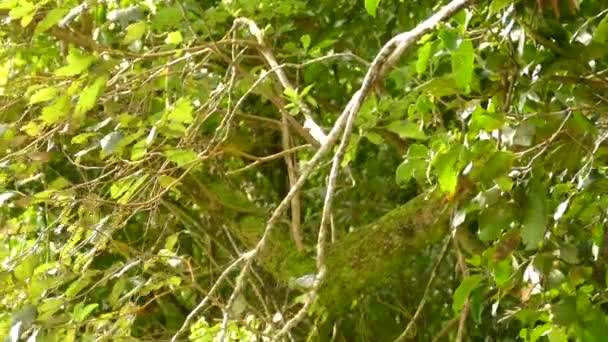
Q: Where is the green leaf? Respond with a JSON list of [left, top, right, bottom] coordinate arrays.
[[71, 132, 98, 145], [123, 21, 147, 44], [75, 75, 108, 119], [469, 112, 504, 133], [364, 0, 380, 17], [40, 95, 71, 124], [386, 121, 428, 140], [8, 0, 34, 20], [158, 175, 179, 189], [453, 274, 484, 313], [489, 0, 512, 16], [29, 87, 59, 104], [416, 42, 433, 75], [65, 271, 95, 298], [35, 7, 69, 34], [131, 139, 147, 161], [13, 254, 39, 282], [165, 30, 183, 45], [451, 39, 474, 92], [479, 203, 515, 242], [418, 76, 459, 97], [165, 233, 179, 250], [152, 6, 181, 31], [365, 131, 384, 145], [493, 258, 513, 287], [167, 97, 194, 124], [547, 327, 568, 342], [37, 298, 65, 321], [111, 177, 136, 200], [165, 149, 198, 167], [481, 151, 514, 182], [21, 121, 42, 136], [396, 159, 426, 185], [72, 303, 99, 322], [434, 145, 462, 194], [300, 34, 311, 50], [593, 14, 608, 44], [551, 297, 577, 326], [522, 179, 547, 250], [54, 49, 96, 77], [396, 144, 429, 185], [118, 174, 148, 204]]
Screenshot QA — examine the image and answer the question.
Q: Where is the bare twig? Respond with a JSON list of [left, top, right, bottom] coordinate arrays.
[[395, 235, 452, 341], [234, 18, 328, 145], [454, 240, 471, 342]]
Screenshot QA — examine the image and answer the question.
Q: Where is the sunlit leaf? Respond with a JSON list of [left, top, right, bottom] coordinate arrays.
[[54, 49, 96, 76], [72, 303, 98, 322], [123, 21, 147, 44], [75, 75, 108, 119], [364, 0, 380, 17], [118, 174, 149, 204], [434, 145, 462, 194], [416, 42, 433, 75], [35, 7, 68, 34], [21, 121, 42, 136], [165, 30, 183, 45], [165, 149, 198, 167], [167, 97, 194, 124], [40, 95, 70, 125], [29, 87, 59, 104]]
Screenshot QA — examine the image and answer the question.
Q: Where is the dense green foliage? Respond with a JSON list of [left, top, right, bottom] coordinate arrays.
[[2, 0, 608, 340]]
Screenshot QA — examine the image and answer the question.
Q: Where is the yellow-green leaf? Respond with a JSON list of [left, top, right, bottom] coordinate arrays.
[[35, 7, 68, 34], [165, 149, 198, 167], [75, 75, 108, 119], [167, 97, 193, 124], [130, 139, 147, 161], [55, 49, 96, 77], [416, 42, 433, 75], [41, 95, 71, 124], [21, 121, 42, 136], [158, 175, 179, 189], [165, 31, 183, 45], [8, 0, 34, 20], [123, 21, 147, 44], [365, 0, 380, 17], [118, 174, 149, 204], [29, 87, 59, 104]]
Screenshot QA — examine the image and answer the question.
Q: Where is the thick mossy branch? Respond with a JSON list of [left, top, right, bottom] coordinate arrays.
[[186, 175, 454, 309], [237, 191, 454, 311], [318, 191, 452, 312]]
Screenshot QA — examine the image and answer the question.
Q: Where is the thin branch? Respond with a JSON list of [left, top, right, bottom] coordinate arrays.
[[275, 0, 473, 338], [395, 235, 452, 342], [234, 17, 328, 145], [170, 254, 248, 342]]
